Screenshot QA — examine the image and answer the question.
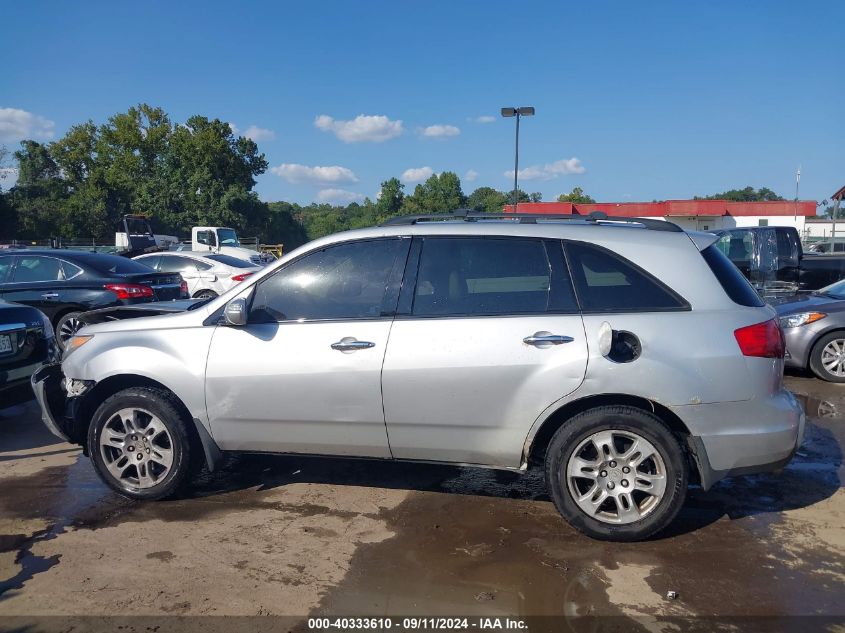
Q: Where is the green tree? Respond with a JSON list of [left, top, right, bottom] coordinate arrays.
[[467, 186, 507, 213], [401, 171, 466, 215], [694, 186, 784, 202], [376, 177, 404, 217], [557, 187, 596, 203]]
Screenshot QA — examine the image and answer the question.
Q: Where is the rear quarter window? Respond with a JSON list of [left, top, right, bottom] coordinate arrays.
[[701, 244, 764, 307], [565, 241, 689, 313]]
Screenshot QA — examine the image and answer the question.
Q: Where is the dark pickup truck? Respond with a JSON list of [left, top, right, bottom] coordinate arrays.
[[713, 226, 845, 296]]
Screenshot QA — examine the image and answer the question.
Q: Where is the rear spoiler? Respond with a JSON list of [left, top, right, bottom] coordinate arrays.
[[687, 230, 720, 251]]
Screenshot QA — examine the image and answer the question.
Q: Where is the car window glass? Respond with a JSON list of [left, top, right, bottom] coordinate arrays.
[[61, 261, 83, 279], [566, 242, 687, 312], [158, 255, 199, 273], [0, 256, 13, 283], [206, 254, 255, 268], [13, 256, 63, 282], [135, 255, 160, 270], [250, 239, 404, 322], [86, 254, 152, 274], [412, 238, 554, 316]]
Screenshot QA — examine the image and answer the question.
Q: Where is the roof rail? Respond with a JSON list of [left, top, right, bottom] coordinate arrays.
[[380, 209, 683, 232]]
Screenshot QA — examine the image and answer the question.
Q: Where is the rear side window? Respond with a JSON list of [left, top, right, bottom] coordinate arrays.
[[565, 242, 689, 313], [13, 256, 63, 282], [206, 254, 256, 268], [701, 244, 764, 307], [412, 237, 573, 316]]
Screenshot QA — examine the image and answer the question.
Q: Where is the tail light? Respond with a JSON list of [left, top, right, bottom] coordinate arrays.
[[104, 283, 154, 300], [180, 280, 188, 296], [231, 272, 254, 282], [734, 319, 785, 358]]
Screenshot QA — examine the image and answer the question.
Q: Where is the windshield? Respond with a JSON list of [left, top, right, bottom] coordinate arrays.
[[217, 228, 240, 247], [817, 279, 845, 299]]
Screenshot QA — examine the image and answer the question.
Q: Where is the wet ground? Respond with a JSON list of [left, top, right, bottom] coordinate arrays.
[[0, 374, 843, 631]]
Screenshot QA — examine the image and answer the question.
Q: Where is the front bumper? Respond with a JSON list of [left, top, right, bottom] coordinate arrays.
[[676, 390, 805, 490], [30, 363, 71, 442]]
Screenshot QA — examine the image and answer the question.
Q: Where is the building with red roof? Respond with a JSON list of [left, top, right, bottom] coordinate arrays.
[[503, 199, 816, 233]]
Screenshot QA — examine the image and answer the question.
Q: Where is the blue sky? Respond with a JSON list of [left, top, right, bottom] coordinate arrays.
[[3, 0, 843, 207]]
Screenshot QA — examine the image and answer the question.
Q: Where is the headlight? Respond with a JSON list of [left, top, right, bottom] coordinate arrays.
[[779, 312, 827, 328], [65, 334, 94, 354]]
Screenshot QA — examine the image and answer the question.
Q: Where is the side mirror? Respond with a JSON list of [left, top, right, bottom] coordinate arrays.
[[223, 298, 248, 326]]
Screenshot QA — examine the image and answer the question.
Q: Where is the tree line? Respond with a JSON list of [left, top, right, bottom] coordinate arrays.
[[0, 104, 787, 250]]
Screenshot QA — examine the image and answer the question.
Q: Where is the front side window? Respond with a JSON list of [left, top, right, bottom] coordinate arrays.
[[566, 242, 688, 312], [412, 238, 565, 316], [12, 256, 63, 282], [250, 239, 405, 322], [0, 256, 13, 284]]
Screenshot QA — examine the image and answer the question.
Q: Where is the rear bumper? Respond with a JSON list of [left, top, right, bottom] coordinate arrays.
[[30, 363, 71, 441], [671, 390, 805, 490], [1, 360, 41, 406]]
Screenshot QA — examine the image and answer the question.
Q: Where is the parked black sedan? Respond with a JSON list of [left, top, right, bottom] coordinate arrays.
[[0, 300, 60, 407], [0, 250, 187, 349]]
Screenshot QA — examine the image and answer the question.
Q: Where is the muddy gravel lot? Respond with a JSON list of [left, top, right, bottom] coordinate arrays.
[[0, 374, 843, 632]]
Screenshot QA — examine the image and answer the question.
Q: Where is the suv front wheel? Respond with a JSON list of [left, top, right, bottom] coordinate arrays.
[[88, 387, 196, 500], [545, 406, 687, 541]]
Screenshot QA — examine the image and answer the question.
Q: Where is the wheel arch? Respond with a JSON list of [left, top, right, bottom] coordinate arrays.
[[70, 373, 222, 470], [523, 393, 699, 482]]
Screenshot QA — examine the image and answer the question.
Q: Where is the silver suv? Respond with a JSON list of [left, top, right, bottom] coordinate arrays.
[[32, 212, 805, 541]]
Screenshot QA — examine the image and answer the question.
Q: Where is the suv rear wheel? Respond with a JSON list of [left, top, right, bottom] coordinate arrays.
[[545, 406, 687, 541], [87, 387, 196, 500]]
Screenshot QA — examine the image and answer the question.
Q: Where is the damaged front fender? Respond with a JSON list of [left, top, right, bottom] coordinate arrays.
[[31, 363, 72, 442]]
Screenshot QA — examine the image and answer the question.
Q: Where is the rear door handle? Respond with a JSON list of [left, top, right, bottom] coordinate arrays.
[[41, 293, 59, 299], [523, 333, 574, 346], [331, 337, 376, 352]]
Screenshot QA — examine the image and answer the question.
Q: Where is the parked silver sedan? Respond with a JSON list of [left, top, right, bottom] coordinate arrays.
[[775, 279, 845, 382]]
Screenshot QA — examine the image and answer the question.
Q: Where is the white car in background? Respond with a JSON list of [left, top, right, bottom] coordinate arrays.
[[133, 252, 261, 300]]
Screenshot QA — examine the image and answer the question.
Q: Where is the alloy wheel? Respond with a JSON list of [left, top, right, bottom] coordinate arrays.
[[99, 407, 174, 489], [565, 429, 667, 524], [820, 339, 845, 378]]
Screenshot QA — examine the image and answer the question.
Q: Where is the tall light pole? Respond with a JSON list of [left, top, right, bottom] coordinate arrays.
[[501, 106, 534, 212]]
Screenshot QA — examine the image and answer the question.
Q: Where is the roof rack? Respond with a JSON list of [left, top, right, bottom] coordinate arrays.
[[380, 209, 683, 232]]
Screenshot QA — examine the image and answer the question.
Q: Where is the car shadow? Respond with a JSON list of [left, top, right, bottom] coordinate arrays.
[[178, 418, 842, 540]]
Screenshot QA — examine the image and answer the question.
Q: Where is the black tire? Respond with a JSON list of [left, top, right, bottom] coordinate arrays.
[[193, 289, 218, 300], [55, 311, 84, 349], [544, 406, 687, 541], [809, 331, 845, 383], [87, 387, 196, 500]]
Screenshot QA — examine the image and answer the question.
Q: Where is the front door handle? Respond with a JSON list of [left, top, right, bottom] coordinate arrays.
[[41, 293, 59, 299], [331, 337, 376, 352], [523, 332, 574, 346]]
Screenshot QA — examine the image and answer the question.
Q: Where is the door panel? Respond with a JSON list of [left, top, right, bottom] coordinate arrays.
[[382, 315, 587, 467], [205, 237, 410, 457], [206, 321, 394, 456], [381, 236, 586, 468]]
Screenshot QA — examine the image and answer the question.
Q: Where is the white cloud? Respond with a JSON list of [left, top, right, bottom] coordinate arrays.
[[505, 157, 586, 181], [464, 169, 479, 182], [270, 163, 359, 185], [472, 115, 496, 124], [421, 124, 460, 138], [228, 122, 240, 135], [402, 166, 434, 183], [314, 114, 403, 143], [0, 107, 55, 142], [243, 125, 276, 142], [0, 167, 19, 188], [316, 188, 365, 204]]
